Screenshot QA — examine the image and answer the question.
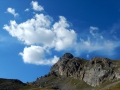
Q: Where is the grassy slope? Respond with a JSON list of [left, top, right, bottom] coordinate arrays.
[[25, 76, 94, 90], [20, 77, 120, 90], [104, 82, 120, 90], [20, 86, 54, 90], [0, 76, 119, 90]]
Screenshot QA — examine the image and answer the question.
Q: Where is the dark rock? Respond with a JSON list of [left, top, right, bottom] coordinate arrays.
[[62, 53, 74, 59], [0, 78, 25, 90]]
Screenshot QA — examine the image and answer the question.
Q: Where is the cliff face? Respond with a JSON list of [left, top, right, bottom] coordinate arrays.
[[49, 53, 120, 87]]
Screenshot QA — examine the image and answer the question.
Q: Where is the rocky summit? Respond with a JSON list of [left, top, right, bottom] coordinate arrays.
[[49, 53, 120, 87]]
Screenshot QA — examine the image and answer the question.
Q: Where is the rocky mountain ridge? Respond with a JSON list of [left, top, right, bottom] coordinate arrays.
[[48, 53, 120, 87]]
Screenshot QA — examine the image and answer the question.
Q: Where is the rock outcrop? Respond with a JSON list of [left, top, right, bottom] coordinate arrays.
[[49, 53, 120, 87]]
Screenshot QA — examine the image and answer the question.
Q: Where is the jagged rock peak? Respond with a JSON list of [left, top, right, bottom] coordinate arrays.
[[62, 52, 74, 59]]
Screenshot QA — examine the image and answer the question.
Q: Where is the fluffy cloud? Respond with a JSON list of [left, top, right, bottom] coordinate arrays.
[[31, 1, 44, 11], [19, 45, 59, 65], [3, 14, 54, 45], [7, 8, 18, 17], [3, 1, 120, 65], [3, 4, 77, 65], [53, 16, 77, 51], [3, 14, 77, 50]]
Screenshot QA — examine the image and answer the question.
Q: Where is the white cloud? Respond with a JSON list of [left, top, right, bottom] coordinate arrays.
[[3, 14, 54, 45], [25, 8, 29, 12], [76, 33, 120, 57], [90, 26, 98, 30], [3, 14, 77, 50], [53, 16, 77, 51], [7, 7, 18, 17], [90, 26, 98, 37], [3, 1, 120, 65], [19, 45, 59, 65], [3, 13, 77, 65], [80, 37, 90, 46], [31, 1, 44, 11]]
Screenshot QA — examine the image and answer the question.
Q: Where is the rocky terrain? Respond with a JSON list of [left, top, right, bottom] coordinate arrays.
[[0, 53, 120, 90], [49, 53, 120, 86], [33, 53, 120, 90]]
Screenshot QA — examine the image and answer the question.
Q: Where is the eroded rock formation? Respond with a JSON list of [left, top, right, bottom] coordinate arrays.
[[49, 53, 120, 87]]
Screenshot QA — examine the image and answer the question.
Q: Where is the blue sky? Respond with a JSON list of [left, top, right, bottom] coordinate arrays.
[[1, 0, 120, 82]]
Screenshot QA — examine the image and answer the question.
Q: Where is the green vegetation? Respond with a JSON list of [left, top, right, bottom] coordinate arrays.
[[68, 77, 92, 90], [20, 86, 54, 90], [0, 76, 120, 90], [105, 82, 120, 90]]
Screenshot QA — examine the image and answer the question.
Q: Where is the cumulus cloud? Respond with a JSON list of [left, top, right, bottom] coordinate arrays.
[[19, 45, 59, 65], [3, 1, 120, 65], [31, 1, 44, 11], [3, 3, 77, 65], [53, 16, 77, 51], [4, 1, 76, 65], [7, 7, 18, 17], [3, 14, 54, 45]]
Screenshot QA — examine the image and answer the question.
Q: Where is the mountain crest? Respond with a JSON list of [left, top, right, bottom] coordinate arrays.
[[32, 53, 120, 90], [49, 53, 120, 87]]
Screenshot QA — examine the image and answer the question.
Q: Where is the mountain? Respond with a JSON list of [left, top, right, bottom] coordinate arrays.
[[32, 53, 120, 90], [0, 78, 25, 90], [0, 53, 120, 90]]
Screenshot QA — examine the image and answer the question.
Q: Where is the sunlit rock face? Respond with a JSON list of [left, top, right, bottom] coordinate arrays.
[[50, 53, 120, 87]]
